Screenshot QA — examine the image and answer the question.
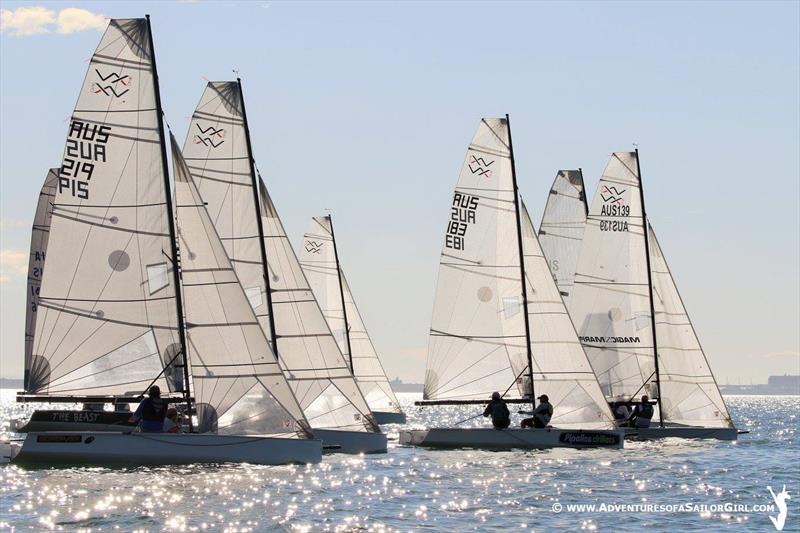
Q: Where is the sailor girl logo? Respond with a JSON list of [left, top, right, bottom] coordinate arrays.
[[768, 485, 790, 531], [599, 185, 630, 232]]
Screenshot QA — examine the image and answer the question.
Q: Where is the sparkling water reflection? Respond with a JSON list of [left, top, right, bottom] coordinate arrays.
[[1, 392, 798, 531]]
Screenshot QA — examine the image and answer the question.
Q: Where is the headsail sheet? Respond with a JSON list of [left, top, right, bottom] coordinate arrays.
[[520, 200, 614, 429], [424, 118, 529, 402], [538, 170, 587, 304], [571, 153, 657, 404], [300, 217, 403, 415], [648, 224, 731, 427], [24, 169, 58, 391], [181, 81, 270, 342], [258, 181, 376, 432], [172, 134, 309, 437], [30, 19, 178, 396]]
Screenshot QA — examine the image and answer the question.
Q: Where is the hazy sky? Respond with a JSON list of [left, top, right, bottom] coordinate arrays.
[[1, 1, 798, 385]]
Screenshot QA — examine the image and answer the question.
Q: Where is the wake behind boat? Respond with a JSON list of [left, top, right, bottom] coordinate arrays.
[[399, 116, 624, 451], [13, 16, 323, 466]]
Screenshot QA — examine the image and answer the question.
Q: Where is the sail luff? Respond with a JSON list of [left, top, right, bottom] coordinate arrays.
[[145, 14, 192, 426], [24, 169, 59, 391], [326, 215, 355, 372]]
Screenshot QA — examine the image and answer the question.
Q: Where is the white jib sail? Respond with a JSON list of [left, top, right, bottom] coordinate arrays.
[[538, 170, 588, 304], [30, 19, 179, 396], [171, 134, 310, 437], [425, 118, 531, 402], [181, 81, 271, 342], [24, 169, 58, 391], [258, 181, 377, 432], [520, 200, 615, 429], [299, 216, 404, 414], [570, 152, 658, 407], [648, 223, 732, 427]]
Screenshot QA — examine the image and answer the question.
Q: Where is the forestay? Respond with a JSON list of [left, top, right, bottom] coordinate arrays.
[[570, 153, 657, 402], [181, 81, 271, 341], [300, 216, 403, 415], [538, 170, 587, 304], [171, 134, 310, 437], [24, 169, 58, 391], [29, 19, 179, 396], [424, 118, 527, 402], [520, 201, 615, 429], [258, 182, 376, 432], [647, 224, 732, 427]]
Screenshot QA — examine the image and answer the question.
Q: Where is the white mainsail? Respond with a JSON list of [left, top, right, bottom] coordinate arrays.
[[181, 81, 270, 341], [648, 223, 732, 427], [258, 181, 377, 432], [423, 117, 614, 429], [171, 134, 310, 437], [300, 216, 404, 415], [538, 170, 587, 304], [24, 169, 58, 391], [570, 152, 656, 404], [29, 19, 180, 396], [520, 201, 615, 429]]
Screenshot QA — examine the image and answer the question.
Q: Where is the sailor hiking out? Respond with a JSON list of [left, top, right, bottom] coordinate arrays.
[[483, 392, 511, 429], [520, 394, 553, 428], [625, 395, 654, 428]]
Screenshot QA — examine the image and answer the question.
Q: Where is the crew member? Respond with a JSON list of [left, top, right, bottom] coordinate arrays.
[[520, 394, 553, 428], [129, 385, 169, 433], [483, 392, 510, 429]]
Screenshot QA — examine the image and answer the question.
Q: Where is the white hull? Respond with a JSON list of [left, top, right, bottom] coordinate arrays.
[[624, 425, 738, 441], [312, 429, 388, 454], [399, 427, 624, 450], [372, 411, 407, 425], [14, 432, 322, 466]]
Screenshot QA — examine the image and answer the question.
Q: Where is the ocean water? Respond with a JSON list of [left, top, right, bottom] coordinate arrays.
[[1, 392, 798, 532]]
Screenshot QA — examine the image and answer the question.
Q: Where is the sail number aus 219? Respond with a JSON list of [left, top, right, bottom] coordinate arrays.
[[59, 120, 111, 200]]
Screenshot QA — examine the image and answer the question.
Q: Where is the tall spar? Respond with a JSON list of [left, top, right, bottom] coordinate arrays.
[[505, 114, 535, 405], [146, 15, 193, 428], [237, 78, 279, 352], [326, 215, 355, 372], [634, 148, 664, 428]]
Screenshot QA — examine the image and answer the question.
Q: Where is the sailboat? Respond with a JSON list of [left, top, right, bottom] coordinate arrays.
[[299, 215, 407, 424], [399, 117, 623, 450], [570, 151, 738, 440], [538, 169, 588, 305], [181, 80, 387, 454], [13, 17, 322, 465]]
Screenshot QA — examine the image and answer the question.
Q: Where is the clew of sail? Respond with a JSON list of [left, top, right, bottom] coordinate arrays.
[[29, 19, 180, 396], [171, 134, 310, 437], [24, 169, 59, 391], [181, 81, 271, 343], [424, 118, 530, 402], [300, 216, 404, 415], [258, 181, 377, 432], [571, 153, 656, 403], [519, 200, 615, 429], [538, 170, 587, 304], [648, 223, 732, 427]]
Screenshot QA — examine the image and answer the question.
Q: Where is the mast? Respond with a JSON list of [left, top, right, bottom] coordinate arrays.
[[237, 77, 279, 352], [326, 214, 354, 371], [634, 148, 664, 428], [578, 168, 588, 216], [505, 114, 535, 406], [146, 15, 193, 430]]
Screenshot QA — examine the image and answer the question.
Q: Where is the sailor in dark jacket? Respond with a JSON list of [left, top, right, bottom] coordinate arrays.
[[629, 395, 654, 428], [483, 392, 511, 429], [129, 385, 169, 432]]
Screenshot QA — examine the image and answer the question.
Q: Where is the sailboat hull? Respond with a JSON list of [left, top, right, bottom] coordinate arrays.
[[312, 429, 388, 454], [398, 427, 624, 450], [16, 410, 135, 433], [372, 411, 407, 425], [13, 432, 323, 466], [624, 426, 738, 441]]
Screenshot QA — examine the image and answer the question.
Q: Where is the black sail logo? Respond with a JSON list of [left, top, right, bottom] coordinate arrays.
[[599, 185, 629, 232], [193, 124, 225, 148], [93, 70, 131, 98], [468, 155, 494, 178]]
